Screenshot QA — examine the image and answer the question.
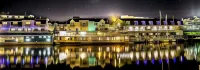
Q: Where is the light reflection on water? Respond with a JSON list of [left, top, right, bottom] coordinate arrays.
[[0, 43, 198, 67]]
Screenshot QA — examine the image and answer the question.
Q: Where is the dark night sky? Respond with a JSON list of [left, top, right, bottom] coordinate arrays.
[[1, 0, 200, 21]]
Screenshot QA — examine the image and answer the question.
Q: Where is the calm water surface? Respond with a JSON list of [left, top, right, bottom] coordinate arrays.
[[0, 42, 199, 68]]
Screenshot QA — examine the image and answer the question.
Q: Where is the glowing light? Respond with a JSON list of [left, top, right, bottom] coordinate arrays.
[[129, 27, 133, 31], [16, 38, 18, 42], [80, 53, 86, 59], [180, 56, 183, 62], [31, 57, 33, 64], [45, 57, 48, 65]]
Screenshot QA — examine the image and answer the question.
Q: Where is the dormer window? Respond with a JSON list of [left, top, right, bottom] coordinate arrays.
[[71, 23, 74, 25], [163, 21, 167, 25], [149, 21, 153, 25], [134, 21, 138, 25], [156, 21, 160, 25], [141, 21, 146, 25]]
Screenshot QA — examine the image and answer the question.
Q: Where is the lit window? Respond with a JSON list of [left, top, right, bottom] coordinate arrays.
[[43, 36, 46, 38], [156, 21, 160, 25], [11, 28, 15, 31], [18, 28, 22, 31], [26, 39, 30, 42], [170, 21, 175, 25], [163, 21, 167, 25], [46, 39, 51, 42], [38, 28, 41, 30], [32, 36, 34, 39], [80, 32, 86, 36], [39, 36, 42, 38], [8, 16, 12, 18], [149, 33, 153, 35], [169, 26, 173, 30], [129, 27, 133, 31], [19, 16, 24, 18], [149, 21, 153, 25], [177, 21, 182, 25], [36, 22, 41, 25], [28, 28, 31, 31], [141, 21, 146, 25], [14, 16, 18, 18], [147, 26, 151, 29], [134, 21, 138, 25], [2, 22, 7, 24], [26, 22, 31, 24], [48, 36, 51, 38]]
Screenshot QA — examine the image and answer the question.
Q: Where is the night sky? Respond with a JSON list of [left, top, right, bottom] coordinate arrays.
[[1, 0, 200, 21]]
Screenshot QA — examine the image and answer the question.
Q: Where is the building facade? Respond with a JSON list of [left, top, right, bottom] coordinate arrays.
[[0, 15, 53, 45], [183, 16, 200, 39]]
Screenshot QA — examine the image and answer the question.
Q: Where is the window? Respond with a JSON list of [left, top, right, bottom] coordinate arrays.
[[48, 36, 51, 38], [14, 16, 18, 18], [43, 36, 46, 38], [39, 36, 42, 38], [2, 22, 7, 25], [32, 36, 34, 39], [26, 22, 31, 24], [19, 16, 24, 18], [163, 21, 167, 25], [156, 21, 160, 25], [11, 28, 15, 31], [36, 22, 41, 25], [18, 28, 22, 31], [141, 21, 146, 25], [149, 21, 153, 25], [126, 21, 130, 25], [134, 21, 138, 25], [82, 23, 86, 26]]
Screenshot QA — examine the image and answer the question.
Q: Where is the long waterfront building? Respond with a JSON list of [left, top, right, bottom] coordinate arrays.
[[0, 14, 194, 45]]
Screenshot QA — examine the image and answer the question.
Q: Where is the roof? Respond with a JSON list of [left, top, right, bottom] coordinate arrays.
[[120, 18, 183, 25], [66, 18, 109, 24]]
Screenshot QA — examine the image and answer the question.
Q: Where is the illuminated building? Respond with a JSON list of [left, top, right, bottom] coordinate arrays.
[[183, 16, 200, 39], [0, 15, 53, 44], [116, 15, 184, 42], [54, 17, 129, 44]]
